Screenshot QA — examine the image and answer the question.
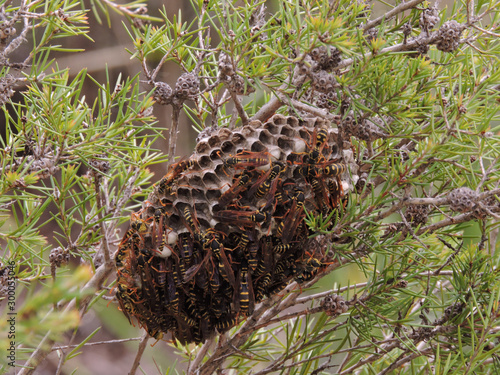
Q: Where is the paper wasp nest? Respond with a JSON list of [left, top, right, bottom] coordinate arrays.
[[115, 114, 356, 344]]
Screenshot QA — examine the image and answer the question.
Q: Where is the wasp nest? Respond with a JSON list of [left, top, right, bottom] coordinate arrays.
[[115, 114, 356, 344]]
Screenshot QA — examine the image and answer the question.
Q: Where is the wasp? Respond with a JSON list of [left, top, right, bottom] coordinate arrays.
[[186, 260, 209, 290], [178, 233, 193, 267], [192, 323, 203, 344], [136, 247, 153, 269], [182, 248, 211, 287], [268, 280, 287, 295], [137, 257, 162, 314], [177, 311, 197, 327], [214, 314, 237, 331], [180, 204, 206, 246], [247, 236, 259, 272], [209, 266, 221, 294], [186, 296, 201, 319], [157, 157, 195, 195], [115, 280, 142, 324], [200, 308, 212, 332], [238, 267, 254, 316], [277, 188, 306, 244], [180, 205, 198, 234], [164, 263, 179, 312], [253, 236, 273, 277], [308, 128, 329, 164], [153, 207, 166, 223], [214, 208, 269, 227], [295, 257, 324, 283], [275, 255, 295, 281], [219, 170, 253, 207], [125, 212, 149, 240], [115, 245, 130, 269], [162, 317, 177, 333], [310, 177, 330, 215], [267, 258, 294, 295], [318, 162, 346, 178], [271, 189, 285, 210], [200, 229, 237, 289], [154, 260, 167, 285], [273, 243, 291, 254], [255, 272, 271, 301], [157, 229, 175, 259], [248, 161, 286, 199], [237, 231, 250, 250], [152, 261, 169, 306], [223, 151, 271, 170], [327, 177, 345, 210], [211, 293, 224, 318]]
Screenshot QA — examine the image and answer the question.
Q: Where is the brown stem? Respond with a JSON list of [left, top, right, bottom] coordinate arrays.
[[168, 103, 182, 164], [94, 176, 111, 266], [129, 332, 149, 375], [227, 89, 249, 126]]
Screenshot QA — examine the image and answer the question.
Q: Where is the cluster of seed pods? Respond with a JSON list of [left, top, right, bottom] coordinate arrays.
[[115, 114, 353, 344]]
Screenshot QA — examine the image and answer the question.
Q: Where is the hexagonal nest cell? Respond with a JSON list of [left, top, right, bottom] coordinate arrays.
[[115, 114, 357, 344]]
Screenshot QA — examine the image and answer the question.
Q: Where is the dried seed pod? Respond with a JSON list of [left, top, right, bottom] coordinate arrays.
[[321, 294, 349, 316], [404, 204, 429, 226], [228, 75, 255, 95], [0, 24, 16, 40], [296, 54, 315, 76], [448, 187, 477, 213], [419, 6, 440, 34], [309, 45, 341, 71], [0, 75, 15, 105], [436, 20, 463, 53], [132, 6, 151, 29], [0, 267, 9, 298], [396, 279, 408, 288], [343, 114, 388, 142], [49, 247, 70, 268], [153, 82, 173, 105], [218, 52, 235, 76], [175, 72, 200, 99], [414, 41, 430, 57], [89, 155, 111, 176], [444, 302, 464, 319]]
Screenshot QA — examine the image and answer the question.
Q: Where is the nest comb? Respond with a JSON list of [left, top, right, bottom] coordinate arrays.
[[115, 114, 356, 344]]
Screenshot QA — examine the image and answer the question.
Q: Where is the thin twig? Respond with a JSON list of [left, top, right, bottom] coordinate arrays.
[[94, 176, 111, 266], [363, 0, 426, 31], [129, 332, 150, 375], [188, 337, 216, 375], [52, 337, 142, 351], [227, 89, 249, 126], [168, 104, 182, 165]]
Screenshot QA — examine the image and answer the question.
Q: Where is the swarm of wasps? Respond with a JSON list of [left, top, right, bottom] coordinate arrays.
[[115, 114, 350, 344]]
